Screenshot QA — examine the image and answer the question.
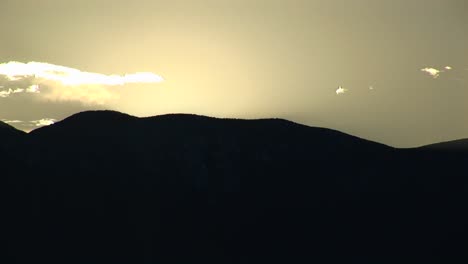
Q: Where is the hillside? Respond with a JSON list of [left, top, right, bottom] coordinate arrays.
[[0, 120, 26, 159], [1, 111, 467, 264], [0, 120, 25, 139]]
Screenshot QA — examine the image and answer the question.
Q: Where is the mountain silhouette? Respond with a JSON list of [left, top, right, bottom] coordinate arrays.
[[2, 111, 468, 264], [0, 120, 25, 140], [0, 120, 25, 162], [420, 138, 468, 151]]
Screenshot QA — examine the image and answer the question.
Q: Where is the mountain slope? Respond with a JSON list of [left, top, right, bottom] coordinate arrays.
[[2, 111, 468, 264], [0, 120, 25, 140], [419, 138, 468, 151], [0, 120, 26, 160], [26, 110, 396, 194]]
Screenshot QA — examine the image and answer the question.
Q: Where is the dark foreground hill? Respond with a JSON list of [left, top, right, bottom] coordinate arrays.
[[1, 111, 468, 264], [0, 121, 25, 148]]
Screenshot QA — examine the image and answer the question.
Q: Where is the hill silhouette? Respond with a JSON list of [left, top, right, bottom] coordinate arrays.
[[420, 138, 468, 151], [0, 120, 25, 140], [0, 120, 26, 168], [2, 111, 468, 263]]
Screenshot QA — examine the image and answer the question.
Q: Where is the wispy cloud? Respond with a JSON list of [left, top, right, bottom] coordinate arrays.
[[421, 67, 441, 78], [1, 118, 56, 130], [31, 118, 56, 126], [420, 66, 453, 78], [2, 119, 23, 124], [336, 86, 348, 95], [0, 85, 40, 97], [0, 61, 164, 104]]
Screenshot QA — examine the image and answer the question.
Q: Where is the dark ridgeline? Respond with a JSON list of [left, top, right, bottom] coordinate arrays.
[[0, 120, 26, 145], [1, 110, 467, 263]]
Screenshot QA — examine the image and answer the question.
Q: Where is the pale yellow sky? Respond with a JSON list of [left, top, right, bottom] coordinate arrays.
[[1, 0, 467, 147]]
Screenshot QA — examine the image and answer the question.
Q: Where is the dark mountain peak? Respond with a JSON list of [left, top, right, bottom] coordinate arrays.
[[143, 113, 324, 133], [0, 120, 13, 130], [0, 120, 26, 150], [145, 113, 320, 131], [142, 113, 222, 125], [145, 113, 216, 119], [0, 120, 26, 136], [62, 110, 137, 123], [27, 110, 391, 151], [146, 113, 300, 125], [29, 110, 137, 136]]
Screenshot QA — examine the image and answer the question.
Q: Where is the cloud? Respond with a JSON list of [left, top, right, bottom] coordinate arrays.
[[420, 66, 453, 78], [1, 119, 23, 124], [0, 61, 164, 104], [0, 85, 40, 97], [421, 67, 441, 78], [31, 118, 56, 127], [26, 84, 40, 93], [1, 118, 56, 131], [336, 86, 348, 95]]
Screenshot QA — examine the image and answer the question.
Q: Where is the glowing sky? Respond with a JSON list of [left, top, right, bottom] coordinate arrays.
[[1, 0, 467, 146]]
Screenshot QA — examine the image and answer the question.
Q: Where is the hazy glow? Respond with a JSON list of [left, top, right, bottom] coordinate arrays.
[[336, 86, 348, 95], [445, 66, 452, 70]]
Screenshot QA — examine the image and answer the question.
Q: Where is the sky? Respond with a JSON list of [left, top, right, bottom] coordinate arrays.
[[1, 0, 467, 147]]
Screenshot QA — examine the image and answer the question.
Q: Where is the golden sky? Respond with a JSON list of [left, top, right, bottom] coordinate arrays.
[[1, 0, 467, 147]]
